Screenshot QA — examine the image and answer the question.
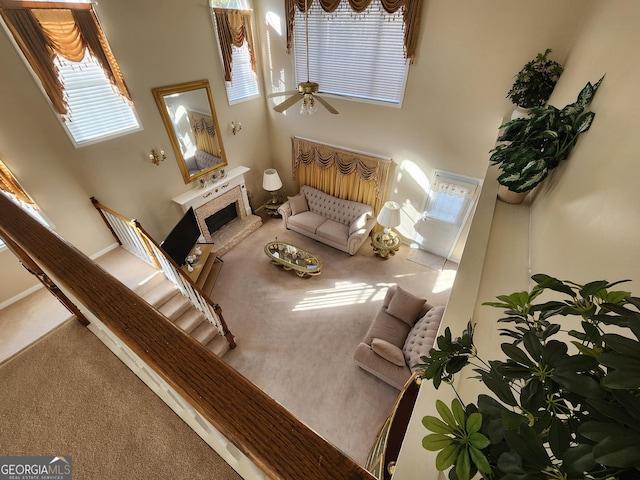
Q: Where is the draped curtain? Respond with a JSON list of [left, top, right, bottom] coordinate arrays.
[[0, 3, 131, 116], [0, 160, 34, 206], [292, 137, 393, 216], [284, 0, 422, 63], [212, 8, 256, 82], [190, 112, 222, 156]]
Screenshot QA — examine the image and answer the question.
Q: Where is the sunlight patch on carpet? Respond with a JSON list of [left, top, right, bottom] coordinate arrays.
[[293, 281, 382, 311], [433, 268, 457, 294]]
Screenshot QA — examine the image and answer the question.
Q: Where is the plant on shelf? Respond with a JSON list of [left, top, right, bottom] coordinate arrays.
[[489, 75, 604, 198], [507, 48, 564, 109], [415, 273, 640, 480]]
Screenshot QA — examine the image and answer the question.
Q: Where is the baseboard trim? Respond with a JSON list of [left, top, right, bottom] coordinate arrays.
[[0, 242, 119, 310]]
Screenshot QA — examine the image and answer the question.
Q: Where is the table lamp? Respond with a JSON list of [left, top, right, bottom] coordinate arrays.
[[376, 201, 401, 240], [263, 169, 283, 205]]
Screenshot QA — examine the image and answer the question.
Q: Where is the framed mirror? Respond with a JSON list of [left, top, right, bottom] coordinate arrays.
[[152, 80, 228, 184]]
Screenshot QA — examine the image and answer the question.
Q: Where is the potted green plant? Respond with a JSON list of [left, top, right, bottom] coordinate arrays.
[[490, 75, 604, 203], [415, 274, 640, 480], [507, 49, 564, 117]]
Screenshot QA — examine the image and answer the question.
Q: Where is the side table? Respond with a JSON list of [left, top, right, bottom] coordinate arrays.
[[264, 201, 282, 218], [371, 231, 401, 259]]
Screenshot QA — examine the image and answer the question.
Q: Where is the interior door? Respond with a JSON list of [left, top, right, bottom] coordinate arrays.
[[413, 171, 479, 259]]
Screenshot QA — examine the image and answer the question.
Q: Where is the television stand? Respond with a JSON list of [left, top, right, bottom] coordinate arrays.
[[181, 243, 223, 295]]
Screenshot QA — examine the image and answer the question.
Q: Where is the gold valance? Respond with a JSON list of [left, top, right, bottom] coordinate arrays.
[[0, 160, 33, 205], [285, 0, 422, 64], [292, 137, 393, 215], [0, 5, 131, 116], [212, 8, 256, 82]]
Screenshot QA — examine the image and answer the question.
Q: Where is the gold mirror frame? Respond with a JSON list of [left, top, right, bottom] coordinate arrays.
[[152, 80, 228, 184]]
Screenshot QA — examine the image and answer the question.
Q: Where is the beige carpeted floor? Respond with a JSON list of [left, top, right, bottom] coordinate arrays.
[[0, 213, 457, 474], [0, 318, 241, 480], [217, 216, 457, 465]]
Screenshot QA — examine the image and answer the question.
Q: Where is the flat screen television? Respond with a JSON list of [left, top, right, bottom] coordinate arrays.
[[160, 207, 202, 266]]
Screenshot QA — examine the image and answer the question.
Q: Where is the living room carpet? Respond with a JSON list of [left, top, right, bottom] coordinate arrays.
[[406, 247, 448, 272], [215, 215, 457, 466]]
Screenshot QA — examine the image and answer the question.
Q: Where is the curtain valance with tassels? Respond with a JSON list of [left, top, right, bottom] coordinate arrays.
[[0, 4, 131, 116], [212, 8, 256, 82], [292, 137, 393, 215], [0, 160, 33, 205], [285, 0, 422, 63]]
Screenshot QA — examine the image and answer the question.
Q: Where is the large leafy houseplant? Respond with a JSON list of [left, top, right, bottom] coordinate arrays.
[[416, 274, 640, 480], [507, 49, 564, 109], [490, 76, 604, 195]]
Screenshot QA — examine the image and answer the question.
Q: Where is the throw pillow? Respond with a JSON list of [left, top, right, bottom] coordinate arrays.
[[288, 194, 309, 216], [386, 286, 426, 326], [372, 338, 406, 367]]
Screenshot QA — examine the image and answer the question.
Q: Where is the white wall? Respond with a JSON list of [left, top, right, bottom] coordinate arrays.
[[530, 1, 640, 292], [0, 0, 270, 303], [396, 2, 640, 479], [255, 0, 591, 262]]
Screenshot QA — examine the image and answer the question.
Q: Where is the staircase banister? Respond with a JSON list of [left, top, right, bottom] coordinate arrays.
[[133, 219, 236, 348], [0, 194, 372, 480]]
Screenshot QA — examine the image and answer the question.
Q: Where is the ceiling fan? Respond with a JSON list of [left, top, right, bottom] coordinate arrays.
[[272, 0, 339, 115]]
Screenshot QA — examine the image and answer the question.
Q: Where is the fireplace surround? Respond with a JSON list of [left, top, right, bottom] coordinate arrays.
[[172, 166, 262, 256]]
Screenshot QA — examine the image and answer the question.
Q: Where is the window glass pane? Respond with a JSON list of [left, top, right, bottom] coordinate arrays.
[[293, 0, 408, 105], [55, 51, 140, 146], [210, 1, 259, 104], [426, 194, 467, 224], [223, 38, 260, 104], [424, 173, 479, 225]]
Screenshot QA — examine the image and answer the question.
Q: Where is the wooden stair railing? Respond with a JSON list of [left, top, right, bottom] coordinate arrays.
[[0, 193, 374, 480], [90, 197, 235, 349]]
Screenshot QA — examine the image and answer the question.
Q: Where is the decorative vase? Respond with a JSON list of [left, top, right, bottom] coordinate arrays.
[[497, 184, 528, 204], [510, 105, 531, 120]]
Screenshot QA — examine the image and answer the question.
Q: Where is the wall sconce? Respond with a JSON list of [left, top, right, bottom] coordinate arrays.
[[231, 121, 242, 135], [148, 149, 166, 166]]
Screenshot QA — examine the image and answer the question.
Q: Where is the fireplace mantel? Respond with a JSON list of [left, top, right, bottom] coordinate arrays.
[[172, 166, 251, 215], [171, 166, 261, 257]]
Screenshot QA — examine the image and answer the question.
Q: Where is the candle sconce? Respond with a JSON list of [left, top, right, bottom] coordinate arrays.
[[231, 121, 242, 135], [148, 149, 166, 166]]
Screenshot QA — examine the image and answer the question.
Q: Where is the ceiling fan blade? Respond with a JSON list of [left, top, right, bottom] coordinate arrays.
[[267, 89, 298, 99], [273, 93, 305, 113], [314, 95, 339, 115]]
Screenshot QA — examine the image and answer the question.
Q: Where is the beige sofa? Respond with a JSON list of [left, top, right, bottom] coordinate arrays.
[[354, 286, 444, 389], [277, 185, 376, 255]]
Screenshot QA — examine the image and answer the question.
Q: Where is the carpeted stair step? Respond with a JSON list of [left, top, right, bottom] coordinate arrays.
[[135, 278, 178, 309], [174, 308, 206, 334], [205, 334, 232, 357], [157, 293, 192, 321], [190, 321, 218, 346], [133, 271, 168, 297]]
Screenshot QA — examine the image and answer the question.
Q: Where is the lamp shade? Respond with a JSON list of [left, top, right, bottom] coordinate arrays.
[[262, 169, 283, 192], [376, 201, 401, 228]]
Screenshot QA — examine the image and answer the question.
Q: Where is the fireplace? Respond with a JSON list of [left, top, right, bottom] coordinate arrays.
[[205, 202, 238, 235], [172, 167, 262, 256]]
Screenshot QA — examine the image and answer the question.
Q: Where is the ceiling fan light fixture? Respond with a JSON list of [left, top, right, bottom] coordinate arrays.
[[300, 94, 317, 115], [271, 0, 339, 115]]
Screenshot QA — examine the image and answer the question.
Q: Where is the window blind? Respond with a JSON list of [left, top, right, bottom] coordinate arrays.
[[293, 0, 409, 105], [54, 52, 140, 146], [424, 173, 479, 225]]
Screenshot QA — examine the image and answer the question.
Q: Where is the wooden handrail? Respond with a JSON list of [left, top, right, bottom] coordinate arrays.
[[91, 197, 235, 348], [0, 194, 373, 479]]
